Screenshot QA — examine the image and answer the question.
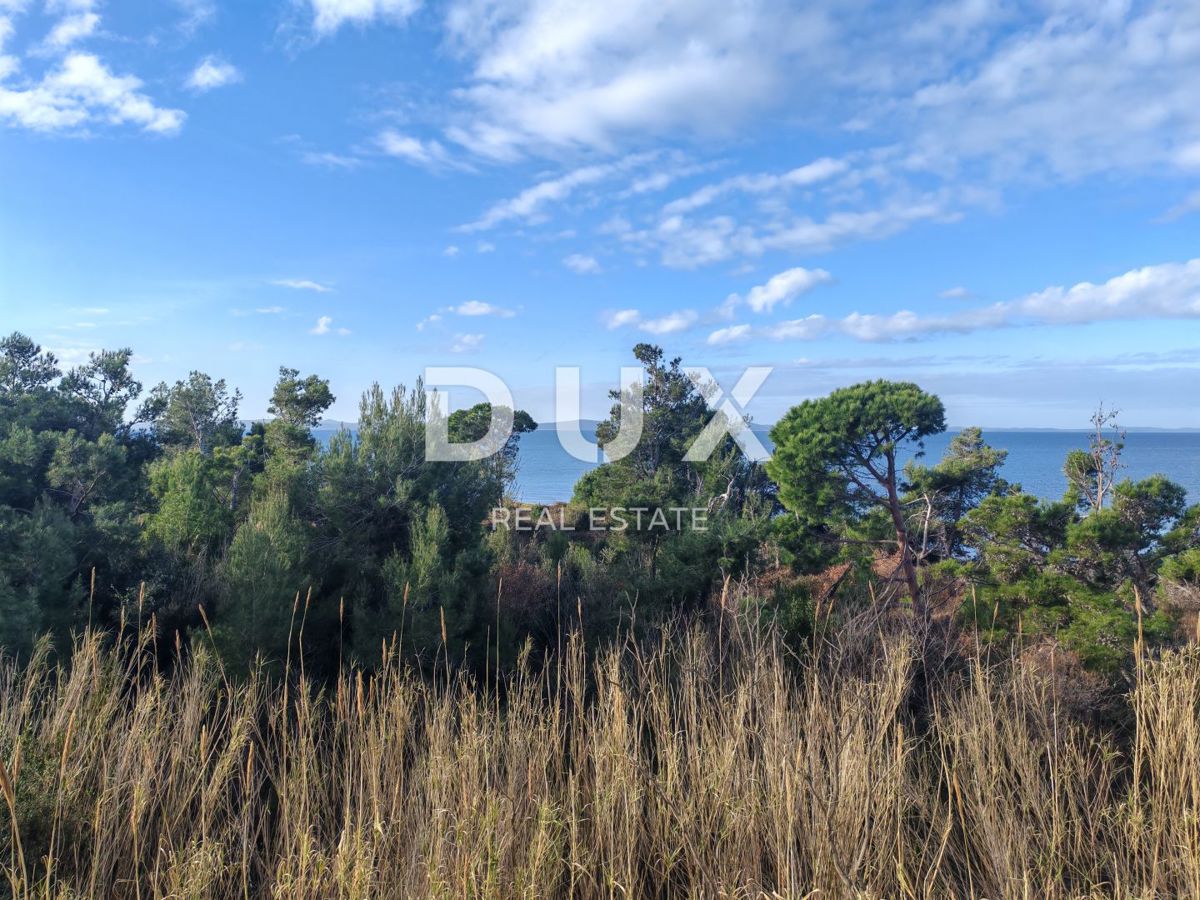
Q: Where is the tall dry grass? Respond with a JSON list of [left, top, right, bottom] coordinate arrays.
[[1, 619, 1198, 899]]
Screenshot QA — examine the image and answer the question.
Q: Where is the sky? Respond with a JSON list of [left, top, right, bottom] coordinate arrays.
[[1, 0, 1199, 428]]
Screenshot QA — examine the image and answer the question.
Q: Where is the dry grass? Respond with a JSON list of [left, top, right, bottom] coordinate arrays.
[[1, 620, 1198, 899]]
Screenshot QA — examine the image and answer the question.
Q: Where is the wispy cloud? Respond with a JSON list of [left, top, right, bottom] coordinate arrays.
[[721, 266, 831, 317], [309, 0, 421, 37], [450, 332, 484, 353], [604, 308, 697, 335], [300, 150, 362, 170], [44, 12, 100, 49], [709, 258, 1200, 345], [1159, 191, 1200, 223], [707, 323, 752, 345], [603, 309, 641, 329], [377, 129, 450, 169], [461, 154, 654, 231], [419, 301, 514, 332], [441, 0, 827, 159], [272, 278, 333, 293], [663, 157, 847, 216], [563, 253, 601, 274], [310, 315, 350, 335], [447, 300, 515, 318], [186, 56, 241, 92], [614, 193, 961, 270]]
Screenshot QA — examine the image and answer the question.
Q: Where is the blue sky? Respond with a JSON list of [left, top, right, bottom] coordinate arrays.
[[1, 0, 1199, 427]]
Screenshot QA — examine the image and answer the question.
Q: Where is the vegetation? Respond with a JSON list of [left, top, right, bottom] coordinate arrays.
[[4, 330, 1200, 896], [3, 621, 1200, 898]]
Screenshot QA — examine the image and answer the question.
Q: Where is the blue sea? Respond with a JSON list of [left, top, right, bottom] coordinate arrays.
[[510, 427, 1200, 506]]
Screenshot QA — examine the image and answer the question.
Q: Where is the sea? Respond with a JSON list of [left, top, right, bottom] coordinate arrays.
[[313, 424, 1200, 507], [509, 426, 1200, 506]]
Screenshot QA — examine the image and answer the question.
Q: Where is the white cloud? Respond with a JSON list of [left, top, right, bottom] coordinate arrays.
[[774, 315, 830, 341], [563, 253, 601, 274], [1160, 190, 1200, 222], [940, 286, 972, 299], [450, 332, 484, 352], [755, 258, 1200, 344], [442, 0, 832, 158], [255, 306, 285, 314], [604, 307, 697, 335], [272, 278, 333, 292], [610, 192, 960, 270], [44, 11, 99, 48], [174, 0, 217, 36], [301, 150, 362, 169], [617, 160, 715, 198], [723, 266, 832, 316], [308, 0, 1200, 214], [377, 129, 450, 168], [448, 300, 514, 317], [415, 0, 1200, 280], [416, 312, 442, 331], [639, 310, 697, 335], [906, 3, 1200, 179], [603, 308, 641, 329], [311, 0, 422, 36], [706, 323, 752, 345], [310, 315, 351, 335], [443, 244, 461, 256], [461, 153, 654, 231], [0, 52, 185, 134], [757, 199, 958, 257], [1177, 142, 1200, 170], [663, 157, 847, 216], [186, 56, 241, 92], [476, 241, 495, 253]]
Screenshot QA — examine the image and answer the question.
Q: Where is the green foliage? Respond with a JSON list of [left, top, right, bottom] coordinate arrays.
[[213, 490, 311, 673], [566, 344, 776, 624], [0, 572, 40, 661], [1160, 547, 1200, 584], [2, 329, 1198, 684], [595, 343, 710, 487], [140, 371, 243, 453], [768, 380, 946, 518], [0, 503, 81, 652], [754, 579, 815, 650], [905, 426, 1008, 557], [768, 380, 946, 608], [58, 348, 142, 439], [960, 471, 1198, 672], [0, 332, 60, 394], [145, 449, 238, 556], [264, 366, 335, 462], [1062, 475, 1191, 602], [962, 491, 1074, 585], [448, 401, 537, 491]]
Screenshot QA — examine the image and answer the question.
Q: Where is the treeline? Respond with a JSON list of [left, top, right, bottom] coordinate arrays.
[[1, 334, 1198, 679]]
